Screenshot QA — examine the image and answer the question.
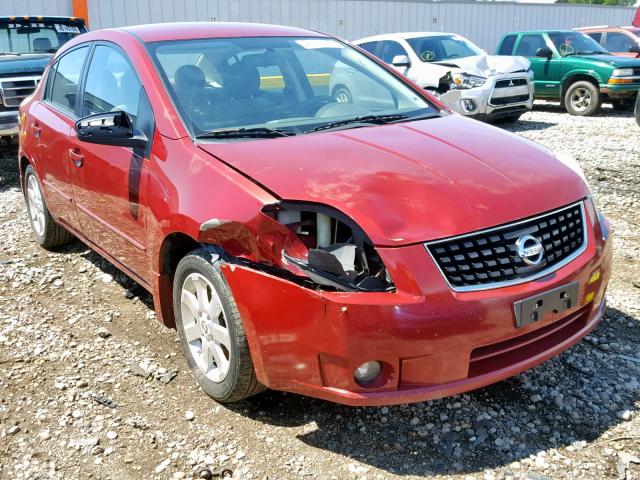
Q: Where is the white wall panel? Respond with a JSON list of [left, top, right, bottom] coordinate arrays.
[[0, 0, 71, 17], [11, 0, 629, 53]]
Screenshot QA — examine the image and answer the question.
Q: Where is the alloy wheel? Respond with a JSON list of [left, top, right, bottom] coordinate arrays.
[[26, 174, 45, 237], [180, 272, 231, 383], [570, 88, 591, 112]]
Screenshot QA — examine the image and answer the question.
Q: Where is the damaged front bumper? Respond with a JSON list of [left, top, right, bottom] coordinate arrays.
[[440, 72, 534, 122], [220, 216, 612, 406]]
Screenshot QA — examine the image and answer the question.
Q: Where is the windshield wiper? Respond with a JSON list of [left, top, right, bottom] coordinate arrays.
[[0, 51, 21, 56], [388, 112, 440, 123], [196, 127, 296, 139], [309, 114, 410, 133]]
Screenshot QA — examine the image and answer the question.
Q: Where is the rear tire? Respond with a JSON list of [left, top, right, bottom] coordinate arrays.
[[173, 249, 265, 403], [635, 94, 640, 127], [23, 165, 74, 249], [564, 81, 601, 116]]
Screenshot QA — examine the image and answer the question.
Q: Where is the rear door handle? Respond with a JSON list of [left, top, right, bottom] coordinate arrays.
[[68, 148, 84, 167], [31, 122, 41, 139]]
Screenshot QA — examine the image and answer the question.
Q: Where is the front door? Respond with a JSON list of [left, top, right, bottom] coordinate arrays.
[[69, 43, 154, 283], [515, 34, 561, 98]]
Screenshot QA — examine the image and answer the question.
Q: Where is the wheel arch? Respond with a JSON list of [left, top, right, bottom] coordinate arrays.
[[561, 73, 601, 100]]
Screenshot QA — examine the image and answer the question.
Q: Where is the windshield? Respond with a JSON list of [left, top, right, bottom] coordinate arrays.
[[0, 21, 85, 54], [406, 35, 483, 62], [548, 32, 608, 56], [148, 36, 438, 138]]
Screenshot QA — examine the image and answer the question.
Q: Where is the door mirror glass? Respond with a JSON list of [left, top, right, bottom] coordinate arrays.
[[75, 110, 147, 149], [391, 54, 410, 67], [535, 47, 553, 58], [629, 44, 640, 54]]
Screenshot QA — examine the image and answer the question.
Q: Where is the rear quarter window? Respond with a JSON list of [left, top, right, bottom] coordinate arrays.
[[498, 35, 517, 55]]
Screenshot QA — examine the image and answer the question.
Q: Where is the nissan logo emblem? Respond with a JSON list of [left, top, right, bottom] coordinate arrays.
[[516, 234, 544, 266]]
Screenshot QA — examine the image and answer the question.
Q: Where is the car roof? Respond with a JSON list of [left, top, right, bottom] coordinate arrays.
[[355, 32, 459, 43], [117, 22, 325, 43], [505, 30, 579, 35]]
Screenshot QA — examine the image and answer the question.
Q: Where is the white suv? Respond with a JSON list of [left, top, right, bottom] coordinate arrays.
[[343, 32, 534, 123]]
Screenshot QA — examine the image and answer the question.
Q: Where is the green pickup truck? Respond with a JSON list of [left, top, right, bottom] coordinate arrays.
[[497, 30, 640, 116], [0, 16, 87, 144]]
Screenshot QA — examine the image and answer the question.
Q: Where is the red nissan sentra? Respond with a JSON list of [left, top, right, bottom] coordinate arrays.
[[18, 23, 612, 406]]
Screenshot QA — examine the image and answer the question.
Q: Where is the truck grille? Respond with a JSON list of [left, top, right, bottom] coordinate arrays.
[[426, 202, 587, 291], [0, 77, 39, 107]]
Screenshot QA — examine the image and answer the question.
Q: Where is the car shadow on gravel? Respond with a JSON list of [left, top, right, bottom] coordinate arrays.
[[225, 305, 639, 476]]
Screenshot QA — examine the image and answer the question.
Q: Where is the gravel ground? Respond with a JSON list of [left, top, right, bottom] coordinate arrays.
[[1, 102, 639, 480]]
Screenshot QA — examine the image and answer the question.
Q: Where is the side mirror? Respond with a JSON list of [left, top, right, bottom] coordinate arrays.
[[391, 54, 411, 67], [535, 47, 553, 58], [629, 44, 640, 54], [75, 111, 147, 149]]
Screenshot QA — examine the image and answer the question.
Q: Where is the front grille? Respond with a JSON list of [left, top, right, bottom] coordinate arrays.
[[494, 78, 528, 88], [491, 94, 530, 106], [0, 78, 39, 107], [426, 202, 587, 291]]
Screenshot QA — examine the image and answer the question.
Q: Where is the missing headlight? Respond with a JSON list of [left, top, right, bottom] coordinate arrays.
[[264, 202, 395, 292]]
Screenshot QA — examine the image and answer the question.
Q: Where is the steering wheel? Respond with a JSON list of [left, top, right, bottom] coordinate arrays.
[[297, 96, 332, 116]]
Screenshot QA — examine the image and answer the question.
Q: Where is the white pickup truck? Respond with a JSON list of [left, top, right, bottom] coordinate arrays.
[[335, 32, 534, 123]]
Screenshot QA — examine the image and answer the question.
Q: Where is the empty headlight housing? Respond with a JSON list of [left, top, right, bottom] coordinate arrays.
[[263, 202, 395, 292]]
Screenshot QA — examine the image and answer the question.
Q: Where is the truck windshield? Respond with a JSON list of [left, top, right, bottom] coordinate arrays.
[[548, 32, 608, 56], [0, 21, 86, 54], [406, 35, 484, 62]]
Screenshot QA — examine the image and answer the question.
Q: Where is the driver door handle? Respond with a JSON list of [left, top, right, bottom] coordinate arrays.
[[68, 148, 84, 167]]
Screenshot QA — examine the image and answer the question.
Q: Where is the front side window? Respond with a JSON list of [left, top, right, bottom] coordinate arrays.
[[604, 32, 633, 52], [49, 46, 89, 114], [0, 21, 86, 54], [378, 40, 407, 63], [586, 32, 602, 43], [406, 35, 483, 62], [548, 31, 608, 56], [148, 36, 437, 138], [358, 41, 378, 55], [515, 34, 547, 57], [82, 45, 141, 119]]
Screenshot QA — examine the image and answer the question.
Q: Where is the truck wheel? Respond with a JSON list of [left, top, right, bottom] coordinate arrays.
[[173, 249, 265, 403], [333, 86, 352, 103], [564, 81, 601, 116], [24, 165, 74, 248], [635, 94, 640, 127]]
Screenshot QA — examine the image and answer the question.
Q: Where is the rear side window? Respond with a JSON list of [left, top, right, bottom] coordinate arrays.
[[358, 41, 378, 55], [515, 34, 547, 57], [604, 32, 633, 52], [498, 35, 517, 55], [49, 46, 89, 115], [587, 32, 602, 43]]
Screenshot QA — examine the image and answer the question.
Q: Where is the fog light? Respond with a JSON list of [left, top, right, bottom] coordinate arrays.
[[354, 361, 382, 386], [461, 99, 476, 112]]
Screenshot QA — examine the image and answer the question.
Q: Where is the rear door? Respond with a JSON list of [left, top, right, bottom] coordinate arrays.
[[33, 44, 90, 230], [515, 33, 561, 97], [70, 43, 154, 282]]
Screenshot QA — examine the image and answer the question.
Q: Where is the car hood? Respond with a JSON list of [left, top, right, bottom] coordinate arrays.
[[0, 53, 50, 76], [198, 115, 588, 246], [578, 54, 640, 68], [432, 54, 531, 77]]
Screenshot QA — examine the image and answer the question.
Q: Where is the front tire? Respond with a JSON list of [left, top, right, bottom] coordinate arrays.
[[23, 165, 74, 248], [173, 249, 264, 402], [564, 81, 601, 116]]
